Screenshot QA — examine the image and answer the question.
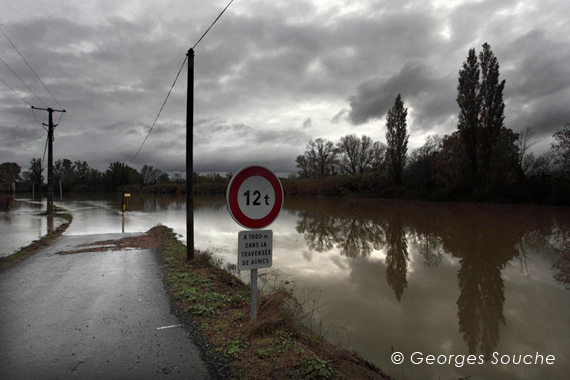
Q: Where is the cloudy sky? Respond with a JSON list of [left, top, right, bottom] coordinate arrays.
[[1, 0, 569, 176]]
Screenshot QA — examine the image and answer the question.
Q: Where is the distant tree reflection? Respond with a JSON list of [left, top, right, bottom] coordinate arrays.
[[521, 222, 570, 290], [335, 218, 385, 258], [409, 231, 444, 267], [296, 207, 409, 300], [290, 198, 568, 357], [384, 215, 409, 301], [295, 210, 385, 258], [550, 226, 570, 289], [295, 211, 338, 252]]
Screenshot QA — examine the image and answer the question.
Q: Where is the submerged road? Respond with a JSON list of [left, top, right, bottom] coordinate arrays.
[[0, 233, 212, 380]]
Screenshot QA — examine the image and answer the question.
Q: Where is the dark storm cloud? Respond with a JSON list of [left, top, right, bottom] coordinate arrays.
[[504, 30, 570, 99], [347, 60, 445, 126], [501, 29, 570, 138]]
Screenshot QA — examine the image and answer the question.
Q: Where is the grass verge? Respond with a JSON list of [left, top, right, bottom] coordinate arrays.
[[153, 225, 393, 380], [0, 211, 73, 270]]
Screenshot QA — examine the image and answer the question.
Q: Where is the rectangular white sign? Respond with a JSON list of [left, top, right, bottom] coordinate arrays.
[[237, 230, 273, 271]]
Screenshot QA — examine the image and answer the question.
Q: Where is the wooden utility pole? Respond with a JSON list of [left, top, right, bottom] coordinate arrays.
[[32, 106, 66, 214], [186, 48, 194, 260]]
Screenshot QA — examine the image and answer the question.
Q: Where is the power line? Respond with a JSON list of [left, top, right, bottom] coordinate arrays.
[[0, 76, 46, 126], [0, 56, 48, 107], [127, 0, 235, 165], [193, 0, 235, 49], [0, 76, 33, 107], [127, 56, 187, 165], [41, 133, 49, 165], [0, 25, 64, 109]]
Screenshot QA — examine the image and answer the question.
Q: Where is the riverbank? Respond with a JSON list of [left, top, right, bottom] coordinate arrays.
[[153, 225, 392, 379]]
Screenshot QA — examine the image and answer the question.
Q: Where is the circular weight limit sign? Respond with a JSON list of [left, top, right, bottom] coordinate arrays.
[[227, 165, 284, 229]]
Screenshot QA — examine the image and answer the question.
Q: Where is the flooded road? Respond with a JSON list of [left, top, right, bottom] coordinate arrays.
[[0, 199, 66, 257], [2, 194, 569, 379]]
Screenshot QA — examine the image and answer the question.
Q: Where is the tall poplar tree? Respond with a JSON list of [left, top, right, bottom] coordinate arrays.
[[385, 94, 409, 184], [456, 43, 516, 195], [478, 43, 507, 185], [457, 48, 481, 189]]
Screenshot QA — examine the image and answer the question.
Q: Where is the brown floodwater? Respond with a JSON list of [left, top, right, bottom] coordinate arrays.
[[2, 194, 569, 379]]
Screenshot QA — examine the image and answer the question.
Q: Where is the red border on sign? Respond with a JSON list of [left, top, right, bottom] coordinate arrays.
[[227, 166, 283, 229]]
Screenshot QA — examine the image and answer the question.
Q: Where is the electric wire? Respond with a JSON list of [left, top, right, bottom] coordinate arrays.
[[126, 0, 235, 165], [193, 0, 235, 49], [0, 56, 48, 108], [41, 133, 49, 166], [0, 25, 64, 110], [127, 56, 188, 164], [0, 76, 33, 107], [0, 76, 46, 126]]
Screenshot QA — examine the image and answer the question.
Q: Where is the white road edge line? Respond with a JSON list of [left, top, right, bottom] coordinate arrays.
[[156, 324, 182, 330]]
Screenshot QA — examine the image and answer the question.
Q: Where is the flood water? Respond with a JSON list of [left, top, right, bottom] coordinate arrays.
[[2, 194, 569, 379], [0, 199, 67, 257]]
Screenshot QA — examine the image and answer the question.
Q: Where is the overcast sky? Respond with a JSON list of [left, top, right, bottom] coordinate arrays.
[[1, 0, 569, 176]]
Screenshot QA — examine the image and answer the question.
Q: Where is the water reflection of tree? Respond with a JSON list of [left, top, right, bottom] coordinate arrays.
[[522, 222, 570, 290], [441, 215, 522, 359], [295, 211, 339, 252], [296, 208, 410, 300], [385, 216, 409, 301], [295, 211, 385, 257], [291, 198, 568, 357], [335, 218, 385, 258], [409, 231, 444, 267]]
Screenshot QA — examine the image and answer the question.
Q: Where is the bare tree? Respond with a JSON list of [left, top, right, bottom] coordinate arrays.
[[295, 155, 312, 179], [337, 134, 360, 175], [552, 122, 570, 175], [304, 138, 338, 178], [370, 141, 387, 172], [517, 126, 536, 176]]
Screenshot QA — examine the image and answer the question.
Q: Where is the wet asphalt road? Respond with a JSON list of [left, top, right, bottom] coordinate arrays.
[[0, 233, 212, 380]]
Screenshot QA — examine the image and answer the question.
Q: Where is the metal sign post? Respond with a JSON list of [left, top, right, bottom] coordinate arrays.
[[227, 166, 283, 324]]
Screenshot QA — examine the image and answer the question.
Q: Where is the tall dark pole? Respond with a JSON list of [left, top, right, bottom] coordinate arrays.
[[32, 106, 66, 214], [47, 108, 54, 214], [186, 49, 194, 260]]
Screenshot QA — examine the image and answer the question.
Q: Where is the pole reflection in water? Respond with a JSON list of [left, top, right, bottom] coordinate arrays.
[[47, 214, 54, 234]]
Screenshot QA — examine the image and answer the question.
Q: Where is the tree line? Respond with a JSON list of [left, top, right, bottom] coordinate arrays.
[[0, 158, 190, 194], [293, 43, 570, 205]]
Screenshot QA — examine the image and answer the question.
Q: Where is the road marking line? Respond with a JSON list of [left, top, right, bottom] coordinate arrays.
[[156, 324, 182, 330]]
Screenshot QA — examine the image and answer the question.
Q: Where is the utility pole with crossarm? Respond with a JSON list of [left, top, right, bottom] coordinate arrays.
[[31, 106, 66, 214]]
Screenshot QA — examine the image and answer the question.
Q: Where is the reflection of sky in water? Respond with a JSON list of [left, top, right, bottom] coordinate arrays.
[[3, 195, 568, 379]]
